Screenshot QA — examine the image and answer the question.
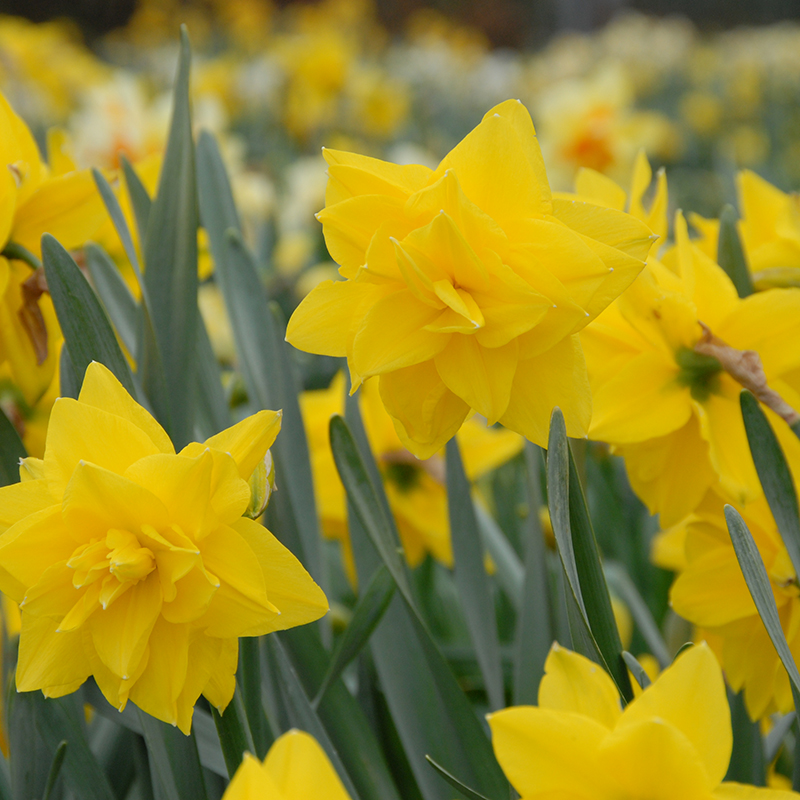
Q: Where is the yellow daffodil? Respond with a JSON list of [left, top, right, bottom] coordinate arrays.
[[0, 92, 105, 407], [286, 99, 653, 457], [221, 729, 351, 800], [582, 208, 800, 525], [300, 371, 522, 584], [0, 362, 328, 732], [489, 641, 799, 799], [691, 170, 800, 290], [534, 66, 680, 190], [670, 494, 800, 719]]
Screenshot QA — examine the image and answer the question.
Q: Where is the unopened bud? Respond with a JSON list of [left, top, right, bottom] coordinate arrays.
[[245, 450, 276, 519]]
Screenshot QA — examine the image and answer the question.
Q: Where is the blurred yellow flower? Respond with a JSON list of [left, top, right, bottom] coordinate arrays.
[[222, 729, 351, 800], [670, 495, 800, 719], [489, 642, 799, 799], [534, 66, 680, 190], [582, 209, 800, 525], [0, 362, 327, 732], [287, 99, 653, 457], [0, 92, 104, 406], [300, 371, 522, 584], [692, 171, 800, 291]]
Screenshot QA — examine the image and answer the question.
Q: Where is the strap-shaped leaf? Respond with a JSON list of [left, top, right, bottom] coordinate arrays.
[[605, 562, 671, 668], [278, 624, 403, 800], [425, 756, 494, 800], [446, 438, 504, 711], [136, 710, 208, 800], [238, 638, 270, 759], [622, 652, 651, 690], [41, 234, 136, 397], [193, 315, 229, 439], [741, 390, 800, 581], [196, 130, 323, 583], [313, 564, 395, 709], [84, 243, 137, 355], [120, 154, 152, 242], [547, 408, 633, 702], [211, 687, 255, 778], [513, 441, 554, 705], [266, 636, 362, 800], [141, 26, 198, 448], [725, 689, 766, 786], [0, 407, 25, 487], [725, 504, 800, 713], [333, 411, 509, 800], [474, 503, 522, 608], [717, 204, 754, 298]]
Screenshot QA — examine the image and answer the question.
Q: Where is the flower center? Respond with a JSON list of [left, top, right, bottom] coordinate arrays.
[[384, 461, 421, 493], [68, 528, 155, 590], [675, 347, 723, 402]]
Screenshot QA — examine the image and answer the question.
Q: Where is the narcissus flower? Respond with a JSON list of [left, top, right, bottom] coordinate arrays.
[[287, 99, 653, 457], [691, 170, 800, 290], [300, 371, 522, 584], [670, 494, 800, 719], [222, 729, 351, 800], [0, 94, 105, 406], [0, 362, 328, 732], [582, 208, 800, 525], [489, 642, 799, 799]]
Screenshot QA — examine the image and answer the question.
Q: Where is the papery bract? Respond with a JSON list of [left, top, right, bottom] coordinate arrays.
[[0, 362, 328, 732]]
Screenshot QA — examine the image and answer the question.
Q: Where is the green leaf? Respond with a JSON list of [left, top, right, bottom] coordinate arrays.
[[424, 756, 494, 800], [313, 564, 395, 709], [265, 636, 362, 800], [547, 408, 633, 702], [196, 130, 324, 582], [725, 504, 800, 713], [513, 441, 553, 705], [83, 682, 227, 779], [334, 410, 509, 800], [85, 242, 138, 355], [136, 710, 209, 800], [622, 652, 651, 690], [40, 741, 66, 800], [740, 390, 800, 581], [238, 638, 270, 759], [764, 712, 795, 763], [8, 685, 52, 800], [211, 687, 255, 778], [120, 154, 152, 241], [193, 315, 230, 439], [141, 26, 199, 448], [329, 416, 412, 603], [59, 344, 80, 399], [0, 407, 25, 487], [445, 438, 504, 710], [717, 204, 754, 298], [41, 234, 137, 397], [474, 503, 522, 609], [278, 625, 403, 800], [725, 689, 766, 786], [91, 169, 170, 431], [605, 562, 671, 668]]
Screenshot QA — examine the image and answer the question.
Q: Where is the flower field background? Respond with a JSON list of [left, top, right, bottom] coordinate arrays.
[[1, 1, 800, 798]]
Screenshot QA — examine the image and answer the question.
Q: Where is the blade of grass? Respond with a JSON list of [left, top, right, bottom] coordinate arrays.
[[424, 756, 494, 800]]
